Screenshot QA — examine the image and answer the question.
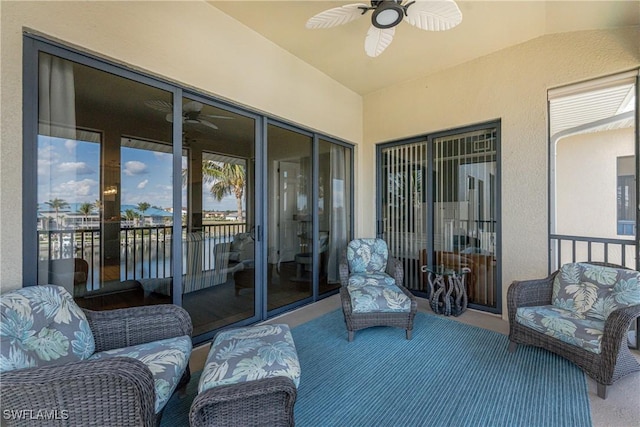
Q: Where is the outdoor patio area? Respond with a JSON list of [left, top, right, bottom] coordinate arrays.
[[1, 1, 639, 426]]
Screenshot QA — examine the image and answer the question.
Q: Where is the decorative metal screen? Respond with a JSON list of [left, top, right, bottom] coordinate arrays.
[[380, 141, 428, 290], [432, 128, 498, 308]]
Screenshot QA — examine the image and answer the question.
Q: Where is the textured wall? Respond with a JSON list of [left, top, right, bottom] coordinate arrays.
[[0, 1, 362, 291], [362, 27, 640, 317], [556, 128, 634, 238]]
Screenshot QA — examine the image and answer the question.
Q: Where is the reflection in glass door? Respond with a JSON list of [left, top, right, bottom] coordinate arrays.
[[179, 96, 257, 336], [378, 124, 500, 313], [267, 124, 314, 312], [318, 139, 353, 294], [36, 52, 175, 310], [432, 127, 498, 310], [28, 40, 354, 343]]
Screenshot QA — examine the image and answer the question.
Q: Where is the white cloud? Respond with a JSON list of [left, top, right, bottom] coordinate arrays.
[[123, 161, 148, 176], [58, 162, 94, 175], [38, 145, 60, 176], [54, 179, 98, 199], [64, 139, 78, 152], [137, 179, 149, 189]]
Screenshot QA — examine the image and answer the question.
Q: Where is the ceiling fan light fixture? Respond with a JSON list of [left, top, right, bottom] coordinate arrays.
[[372, 1, 404, 29]]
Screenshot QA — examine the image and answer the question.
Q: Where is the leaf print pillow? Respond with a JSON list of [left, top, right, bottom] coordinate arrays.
[[0, 285, 95, 372]]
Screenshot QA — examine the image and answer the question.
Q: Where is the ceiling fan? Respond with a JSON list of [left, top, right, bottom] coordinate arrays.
[[305, 0, 462, 57], [144, 100, 232, 130]]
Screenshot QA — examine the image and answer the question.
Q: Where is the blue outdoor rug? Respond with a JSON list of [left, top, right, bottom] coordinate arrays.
[[161, 310, 592, 427]]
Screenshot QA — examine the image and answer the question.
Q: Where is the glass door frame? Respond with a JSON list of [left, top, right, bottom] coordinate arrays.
[[263, 119, 317, 318], [22, 33, 354, 344], [179, 91, 265, 343], [22, 35, 185, 296], [376, 120, 502, 315]]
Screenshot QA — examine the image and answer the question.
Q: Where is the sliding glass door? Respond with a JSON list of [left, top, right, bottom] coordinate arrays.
[[26, 35, 353, 343], [36, 51, 176, 309], [431, 127, 499, 311], [178, 95, 258, 336], [379, 140, 428, 290], [377, 122, 501, 313], [266, 124, 314, 312], [318, 139, 352, 294]]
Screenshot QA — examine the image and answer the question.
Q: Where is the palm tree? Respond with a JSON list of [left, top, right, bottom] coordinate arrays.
[[78, 202, 94, 227], [137, 202, 150, 226], [94, 199, 103, 215], [46, 198, 69, 229], [203, 162, 246, 222], [123, 209, 139, 227]]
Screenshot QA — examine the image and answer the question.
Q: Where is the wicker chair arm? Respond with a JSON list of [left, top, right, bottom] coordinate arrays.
[[84, 304, 193, 352], [340, 286, 354, 312], [601, 304, 640, 356], [386, 256, 404, 286], [339, 249, 349, 287], [190, 376, 297, 427], [507, 275, 556, 322], [0, 357, 156, 427]]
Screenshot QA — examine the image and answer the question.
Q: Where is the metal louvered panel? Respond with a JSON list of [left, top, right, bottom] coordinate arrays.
[[381, 141, 428, 291]]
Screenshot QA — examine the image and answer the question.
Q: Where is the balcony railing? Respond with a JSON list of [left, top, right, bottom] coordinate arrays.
[[550, 234, 637, 270], [38, 223, 247, 290]]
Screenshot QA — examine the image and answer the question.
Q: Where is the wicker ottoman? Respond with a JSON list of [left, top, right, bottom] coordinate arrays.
[[189, 324, 300, 427]]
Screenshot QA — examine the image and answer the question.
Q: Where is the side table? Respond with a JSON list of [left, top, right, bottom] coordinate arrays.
[[421, 265, 471, 316]]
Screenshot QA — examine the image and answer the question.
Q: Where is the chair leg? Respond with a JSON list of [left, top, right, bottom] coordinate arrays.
[[348, 331, 354, 342], [508, 341, 518, 353], [597, 383, 608, 399], [406, 329, 412, 340]]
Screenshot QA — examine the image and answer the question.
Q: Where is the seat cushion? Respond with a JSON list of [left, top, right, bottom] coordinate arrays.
[[347, 274, 411, 313], [347, 238, 389, 274], [0, 285, 95, 373], [89, 335, 192, 413], [515, 305, 604, 354], [199, 324, 300, 394], [348, 272, 396, 288], [552, 263, 640, 320]]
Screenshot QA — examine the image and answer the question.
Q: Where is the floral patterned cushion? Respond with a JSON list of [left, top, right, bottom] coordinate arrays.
[[552, 263, 640, 320], [199, 324, 300, 394], [89, 335, 192, 413], [516, 305, 604, 354], [0, 285, 95, 373], [347, 273, 411, 313], [347, 238, 389, 274]]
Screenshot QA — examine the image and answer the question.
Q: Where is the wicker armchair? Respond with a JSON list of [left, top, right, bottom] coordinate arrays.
[[339, 238, 417, 341], [507, 262, 640, 399], [0, 285, 193, 426]]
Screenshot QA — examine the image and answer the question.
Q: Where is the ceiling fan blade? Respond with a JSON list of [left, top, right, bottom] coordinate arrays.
[[403, 0, 462, 31], [306, 3, 369, 29], [198, 119, 219, 130], [365, 25, 395, 57], [144, 99, 173, 113], [201, 115, 234, 120], [183, 101, 203, 113]]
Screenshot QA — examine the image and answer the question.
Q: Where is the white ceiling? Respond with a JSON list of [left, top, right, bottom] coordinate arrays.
[[209, 0, 640, 95]]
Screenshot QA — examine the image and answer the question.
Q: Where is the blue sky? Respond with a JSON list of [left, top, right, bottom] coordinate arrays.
[[38, 135, 238, 212]]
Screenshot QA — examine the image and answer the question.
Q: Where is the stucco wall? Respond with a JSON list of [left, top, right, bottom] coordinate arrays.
[[362, 27, 639, 318], [0, 1, 362, 290], [556, 128, 634, 238]]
